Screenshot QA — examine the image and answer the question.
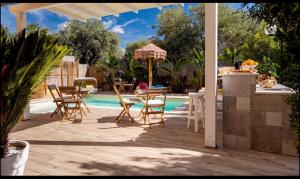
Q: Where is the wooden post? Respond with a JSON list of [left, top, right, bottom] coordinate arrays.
[[61, 63, 64, 86], [76, 61, 79, 77], [16, 12, 26, 33], [149, 58, 152, 87], [204, 3, 218, 148], [67, 62, 71, 86]]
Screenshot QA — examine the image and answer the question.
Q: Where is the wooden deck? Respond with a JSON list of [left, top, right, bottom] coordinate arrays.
[[10, 106, 299, 176]]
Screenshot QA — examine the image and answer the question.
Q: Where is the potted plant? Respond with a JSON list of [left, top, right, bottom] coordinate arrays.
[[75, 81, 86, 91], [0, 26, 69, 175]]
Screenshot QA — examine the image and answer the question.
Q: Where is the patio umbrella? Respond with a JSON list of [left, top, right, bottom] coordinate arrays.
[[134, 43, 167, 87]]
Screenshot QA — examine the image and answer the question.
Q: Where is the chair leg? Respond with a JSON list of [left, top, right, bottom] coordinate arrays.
[[187, 96, 193, 128], [141, 113, 146, 124], [117, 111, 126, 123], [51, 107, 58, 117], [79, 106, 83, 119], [127, 111, 134, 122], [195, 119, 199, 133], [147, 114, 151, 129], [69, 105, 76, 117], [81, 104, 86, 116], [138, 108, 143, 117], [187, 117, 190, 128], [82, 101, 90, 113], [58, 105, 64, 116], [61, 107, 68, 122], [160, 113, 165, 127], [116, 109, 125, 121], [125, 104, 134, 122]]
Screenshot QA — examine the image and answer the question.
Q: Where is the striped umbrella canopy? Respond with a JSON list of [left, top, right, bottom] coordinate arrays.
[[134, 43, 166, 87]]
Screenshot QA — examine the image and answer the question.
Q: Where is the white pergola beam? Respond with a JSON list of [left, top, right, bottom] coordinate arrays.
[[204, 3, 218, 148], [121, 3, 139, 13], [67, 4, 102, 19], [95, 4, 120, 17], [48, 7, 86, 21], [16, 12, 26, 33], [9, 3, 66, 13], [52, 5, 93, 20], [152, 3, 162, 10]]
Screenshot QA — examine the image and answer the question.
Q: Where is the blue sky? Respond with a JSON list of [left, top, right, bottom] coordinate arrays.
[[1, 3, 243, 50]]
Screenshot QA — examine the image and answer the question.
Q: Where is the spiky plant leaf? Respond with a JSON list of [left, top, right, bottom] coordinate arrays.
[[0, 25, 69, 157]]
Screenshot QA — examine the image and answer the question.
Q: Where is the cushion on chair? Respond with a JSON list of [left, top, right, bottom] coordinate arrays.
[[143, 100, 164, 106], [123, 98, 136, 104], [127, 98, 142, 103]]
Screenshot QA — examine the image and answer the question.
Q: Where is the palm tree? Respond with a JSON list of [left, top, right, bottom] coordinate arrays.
[[0, 26, 69, 157], [159, 60, 187, 92], [190, 47, 205, 89], [97, 54, 120, 85]]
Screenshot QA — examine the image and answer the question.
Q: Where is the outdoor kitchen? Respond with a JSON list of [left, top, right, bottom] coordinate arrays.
[[221, 61, 298, 156]]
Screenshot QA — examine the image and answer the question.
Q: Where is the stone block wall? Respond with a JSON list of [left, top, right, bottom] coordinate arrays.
[[223, 73, 298, 156]]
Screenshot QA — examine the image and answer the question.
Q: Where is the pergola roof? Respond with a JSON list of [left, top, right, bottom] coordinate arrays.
[[9, 3, 183, 21]]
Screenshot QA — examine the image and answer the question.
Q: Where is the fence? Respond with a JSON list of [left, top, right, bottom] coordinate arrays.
[[32, 56, 88, 98]]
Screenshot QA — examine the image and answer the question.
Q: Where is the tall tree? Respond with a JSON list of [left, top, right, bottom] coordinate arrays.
[[155, 6, 201, 63], [58, 19, 121, 65]]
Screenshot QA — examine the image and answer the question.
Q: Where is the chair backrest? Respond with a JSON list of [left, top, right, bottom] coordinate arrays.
[[48, 84, 61, 100], [113, 85, 129, 108], [114, 77, 122, 82], [58, 86, 77, 98], [145, 87, 168, 108], [132, 77, 137, 84]]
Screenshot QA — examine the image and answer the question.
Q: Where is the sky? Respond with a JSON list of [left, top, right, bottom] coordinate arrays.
[[1, 3, 243, 50]]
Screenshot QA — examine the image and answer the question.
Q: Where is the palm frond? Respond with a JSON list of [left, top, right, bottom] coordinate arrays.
[[0, 25, 69, 157]]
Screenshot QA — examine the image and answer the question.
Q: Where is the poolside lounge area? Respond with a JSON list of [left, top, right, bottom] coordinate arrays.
[[11, 104, 299, 175], [2, 3, 299, 176]]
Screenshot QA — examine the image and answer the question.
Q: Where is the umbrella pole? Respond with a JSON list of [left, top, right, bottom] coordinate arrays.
[[149, 58, 152, 88]]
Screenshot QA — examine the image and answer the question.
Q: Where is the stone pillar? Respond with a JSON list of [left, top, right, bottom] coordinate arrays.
[[223, 73, 256, 149]]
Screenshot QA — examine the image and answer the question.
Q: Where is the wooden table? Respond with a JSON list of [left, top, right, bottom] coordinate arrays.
[[76, 88, 90, 113]]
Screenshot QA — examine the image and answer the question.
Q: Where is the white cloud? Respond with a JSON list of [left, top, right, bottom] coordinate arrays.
[[122, 18, 140, 27], [111, 26, 124, 34], [57, 21, 69, 31], [28, 10, 46, 24], [103, 18, 141, 35], [103, 19, 114, 29]]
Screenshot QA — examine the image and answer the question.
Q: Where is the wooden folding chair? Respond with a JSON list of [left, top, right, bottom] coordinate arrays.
[[58, 86, 85, 120], [48, 84, 64, 117], [113, 85, 137, 123], [123, 77, 137, 92], [141, 87, 168, 128]]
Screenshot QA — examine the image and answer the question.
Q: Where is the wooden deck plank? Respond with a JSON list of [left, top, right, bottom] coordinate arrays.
[[9, 107, 299, 176]]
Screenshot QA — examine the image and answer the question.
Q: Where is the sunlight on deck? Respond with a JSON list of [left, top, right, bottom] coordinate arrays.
[[10, 107, 299, 176]]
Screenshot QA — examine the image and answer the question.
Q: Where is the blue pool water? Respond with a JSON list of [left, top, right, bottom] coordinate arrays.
[[29, 95, 188, 114], [85, 95, 187, 111]]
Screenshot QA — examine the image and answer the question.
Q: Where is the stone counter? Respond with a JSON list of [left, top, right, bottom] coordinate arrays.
[[222, 72, 298, 156]]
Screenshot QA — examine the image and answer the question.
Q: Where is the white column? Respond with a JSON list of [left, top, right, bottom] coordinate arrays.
[[16, 12, 27, 33], [204, 3, 218, 148]]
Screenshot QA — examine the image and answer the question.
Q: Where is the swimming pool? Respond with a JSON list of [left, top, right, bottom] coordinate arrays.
[[85, 94, 187, 111], [29, 94, 188, 114]]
